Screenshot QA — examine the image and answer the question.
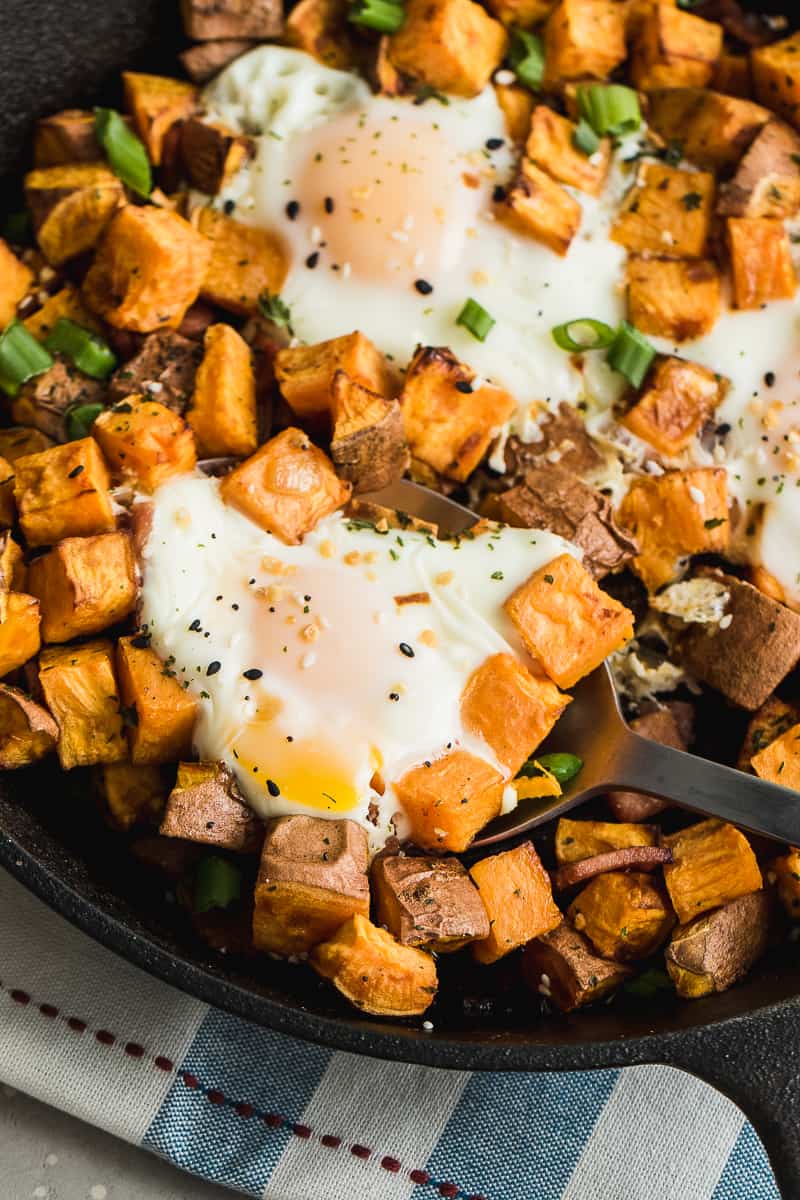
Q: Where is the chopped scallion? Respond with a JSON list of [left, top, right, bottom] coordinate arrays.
[[0, 321, 53, 397], [552, 318, 616, 352], [348, 0, 405, 32], [607, 320, 656, 388], [456, 297, 495, 342], [573, 118, 601, 157], [94, 107, 152, 198], [577, 84, 642, 138], [508, 29, 545, 92], [65, 402, 105, 441], [45, 319, 117, 380], [193, 855, 242, 914], [257, 290, 294, 333]]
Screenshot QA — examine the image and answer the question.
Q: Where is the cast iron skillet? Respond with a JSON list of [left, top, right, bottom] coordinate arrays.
[[3, 2, 800, 1194]]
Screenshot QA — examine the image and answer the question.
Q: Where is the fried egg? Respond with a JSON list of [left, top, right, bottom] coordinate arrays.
[[139, 474, 576, 849]]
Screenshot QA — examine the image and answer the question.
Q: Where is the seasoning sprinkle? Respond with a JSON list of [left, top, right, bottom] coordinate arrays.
[[267, 779, 281, 796], [399, 642, 415, 658], [455, 380, 473, 394], [324, 196, 334, 213], [68, 464, 84, 479], [306, 251, 320, 269], [286, 200, 300, 220], [206, 660, 221, 676], [243, 668, 263, 680], [414, 279, 433, 295]]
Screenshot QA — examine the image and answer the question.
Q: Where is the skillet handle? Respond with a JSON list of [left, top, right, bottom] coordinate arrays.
[[656, 1003, 800, 1199]]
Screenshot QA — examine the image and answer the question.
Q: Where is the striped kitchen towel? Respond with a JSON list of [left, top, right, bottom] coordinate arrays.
[[0, 868, 778, 1200]]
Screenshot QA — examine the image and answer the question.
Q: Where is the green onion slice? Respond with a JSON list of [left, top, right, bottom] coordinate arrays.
[[456, 297, 495, 343], [193, 855, 242, 914], [607, 320, 656, 388], [534, 752, 583, 785], [66, 402, 105, 441], [348, 0, 405, 32], [552, 318, 616, 353], [624, 967, 674, 999], [94, 107, 152, 198], [258, 290, 293, 332], [45, 319, 117, 380], [573, 118, 601, 157], [577, 84, 642, 138], [508, 29, 545, 92], [0, 320, 53, 397]]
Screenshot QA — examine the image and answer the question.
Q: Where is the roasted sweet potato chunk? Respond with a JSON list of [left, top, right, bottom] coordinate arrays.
[[0, 534, 27, 622], [180, 39, 257, 83], [400, 346, 515, 482], [526, 105, 611, 196], [28, 532, 137, 644], [727, 217, 796, 309], [388, 0, 507, 97], [772, 848, 800, 919], [394, 749, 502, 853], [622, 356, 726, 456], [502, 158, 581, 256], [14, 438, 115, 548], [646, 88, 768, 171], [180, 117, 254, 193], [555, 817, 658, 865], [0, 240, 34, 327], [311, 913, 437, 1017], [275, 332, 391, 428], [38, 639, 126, 769], [0, 428, 53, 463], [627, 257, 722, 342], [160, 760, 261, 851], [12, 361, 105, 444], [631, 4, 722, 91], [505, 553, 633, 689], [751, 720, 800, 789], [714, 52, 751, 99], [23, 284, 99, 343], [93, 396, 197, 492], [33, 109, 104, 166], [738, 696, 800, 772], [663, 818, 762, 924], [461, 652, 569, 776], [108, 330, 201, 412], [718, 120, 800, 218], [122, 72, 197, 166], [665, 890, 770, 998], [253, 815, 369, 955], [83, 206, 212, 332], [617, 468, 729, 592], [0, 683, 57, 768], [329, 371, 409, 494], [0, 594, 41, 677], [486, 0, 553, 26], [494, 81, 536, 143], [677, 568, 800, 710], [569, 871, 675, 961], [0, 458, 16, 531], [752, 31, 800, 129], [542, 0, 626, 87], [25, 164, 124, 266], [372, 855, 489, 952], [608, 705, 690, 820], [97, 762, 167, 831], [116, 637, 198, 765], [470, 840, 561, 964], [285, 0, 359, 70], [187, 323, 257, 458], [180, 0, 283, 39], [612, 163, 715, 258], [192, 206, 287, 316], [523, 922, 633, 1011], [220, 427, 350, 542]]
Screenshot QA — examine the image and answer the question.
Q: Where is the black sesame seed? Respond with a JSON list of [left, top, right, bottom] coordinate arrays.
[[267, 779, 281, 797], [243, 668, 263, 680], [324, 196, 334, 213], [206, 661, 221, 676], [716, 422, 731, 436], [68, 464, 84, 479], [455, 380, 473, 394], [486, 137, 504, 150], [765, 371, 776, 387], [286, 735, 294, 742], [188, 618, 201, 631], [131, 633, 151, 649], [306, 251, 320, 269], [286, 200, 300, 220], [399, 642, 415, 658], [223, 199, 236, 215], [389, 692, 400, 701], [231, 603, 239, 611], [215, 595, 223, 602], [414, 278, 433, 295], [492, 184, 507, 203]]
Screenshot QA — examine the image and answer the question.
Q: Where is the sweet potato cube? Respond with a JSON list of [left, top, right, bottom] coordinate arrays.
[[718, 121, 800, 220], [772, 848, 800, 919], [665, 890, 770, 999], [622, 355, 726, 456], [646, 88, 769, 172], [25, 164, 124, 266], [0, 240, 34, 327], [329, 371, 409, 494], [372, 855, 489, 952], [627, 257, 721, 342], [180, 0, 283, 40], [275, 331, 391, 427], [122, 72, 197, 166], [192, 206, 287, 316], [0, 594, 41, 677], [738, 696, 800, 772], [253, 815, 369, 955], [0, 534, 27, 623], [461, 652, 570, 776], [568, 871, 675, 961], [311, 913, 437, 1017], [400, 346, 516, 482], [388, 0, 507, 97], [23, 284, 100, 342], [631, 5, 722, 91], [116, 637, 198, 765], [14, 438, 115, 548], [752, 31, 800, 129], [502, 158, 581, 256], [180, 117, 253, 193], [33, 109, 104, 166], [751, 721, 800, 790], [160, 760, 262, 851], [727, 217, 796, 309], [93, 396, 197, 492], [663, 818, 762, 924], [612, 163, 714, 258], [187, 323, 257, 458], [0, 683, 58, 768], [0, 457, 15, 530], [28, 533, 137, 644], [526, 105, 611, 196], [219, 427, 350, 543], [504, 553, 633, 689], [494, 82, 536, 144], [394, 749, 503, 853], [470, 840, 561, 964], [285, 0, 360, 71], [486, 0, 553, 27], [555, 817, 658, 865], [0, 428, 53, 462], [97, 762, 167, 831], [83, 206, 211, 333], [38, 639, 126, 769], [617, 468, 729, 592], [523, 922, 633, 1011], [543, 0, 626, 87]]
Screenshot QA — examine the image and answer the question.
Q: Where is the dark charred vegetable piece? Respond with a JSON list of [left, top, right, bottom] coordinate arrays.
[[552, 845, 673, 891], [160, 761, 263, 852]]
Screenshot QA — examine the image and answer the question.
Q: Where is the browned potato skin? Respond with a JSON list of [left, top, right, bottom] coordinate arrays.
[[180, 118, 254, 194], [665, 890, 771, 998], [180, 0, 283, 40], [523, 921, 634, 1012], [555, 817, 658, 865], [33, 109, 104, 166], [96, 762, 168, 832], [122, 72, 198, 166], [109, 330, 202, 413], [646, 88, 769, 171], [372, 854, 490, 952], [738, 696, 800, 772], [498, 403, 602, 484], [253, 815, 370, 955], [329, 370, 409, 495], [28, 532, 138, 644], [179, 40, 258, 84], [310, 913, 437, 1017], [12, 361, 106, 444], [718, 121, 800, 218], [160, 761, 263, 852], [24, 164, 124, 266], [38, 639, 127, 769], [116, 637, 198, 766], [664, 818, 763, 924], [285, 0, 361, 71], [0, 683, 58, 768]]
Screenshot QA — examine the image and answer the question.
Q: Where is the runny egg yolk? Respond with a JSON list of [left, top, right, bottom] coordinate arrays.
[[234, 730, 361, 814], [295, 109, 485, 282]]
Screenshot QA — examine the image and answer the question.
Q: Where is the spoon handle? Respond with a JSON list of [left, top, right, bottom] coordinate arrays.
[[610, 731, 800, 845]]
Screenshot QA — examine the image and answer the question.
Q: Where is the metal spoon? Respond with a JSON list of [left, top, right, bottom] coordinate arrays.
[[367, 478, 800, 848]]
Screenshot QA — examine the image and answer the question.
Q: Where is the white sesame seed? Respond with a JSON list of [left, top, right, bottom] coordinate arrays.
[[494, 68, 515, 85], [545, 449, 562, 464], [644, 459, 664, 476], [310, 225, 322, 244], [719, 613, 733, 630], [342, 262, 352, 279], [422, 1020, 434, 1031], [472, 376, 485, 391], [540, 973, 550, 986], [145, 380, 163, 394], [413, 250, 425, 268], [300, 652, 317, 669], [39, 266, 57, 283], [689, 486, 705, 505]]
